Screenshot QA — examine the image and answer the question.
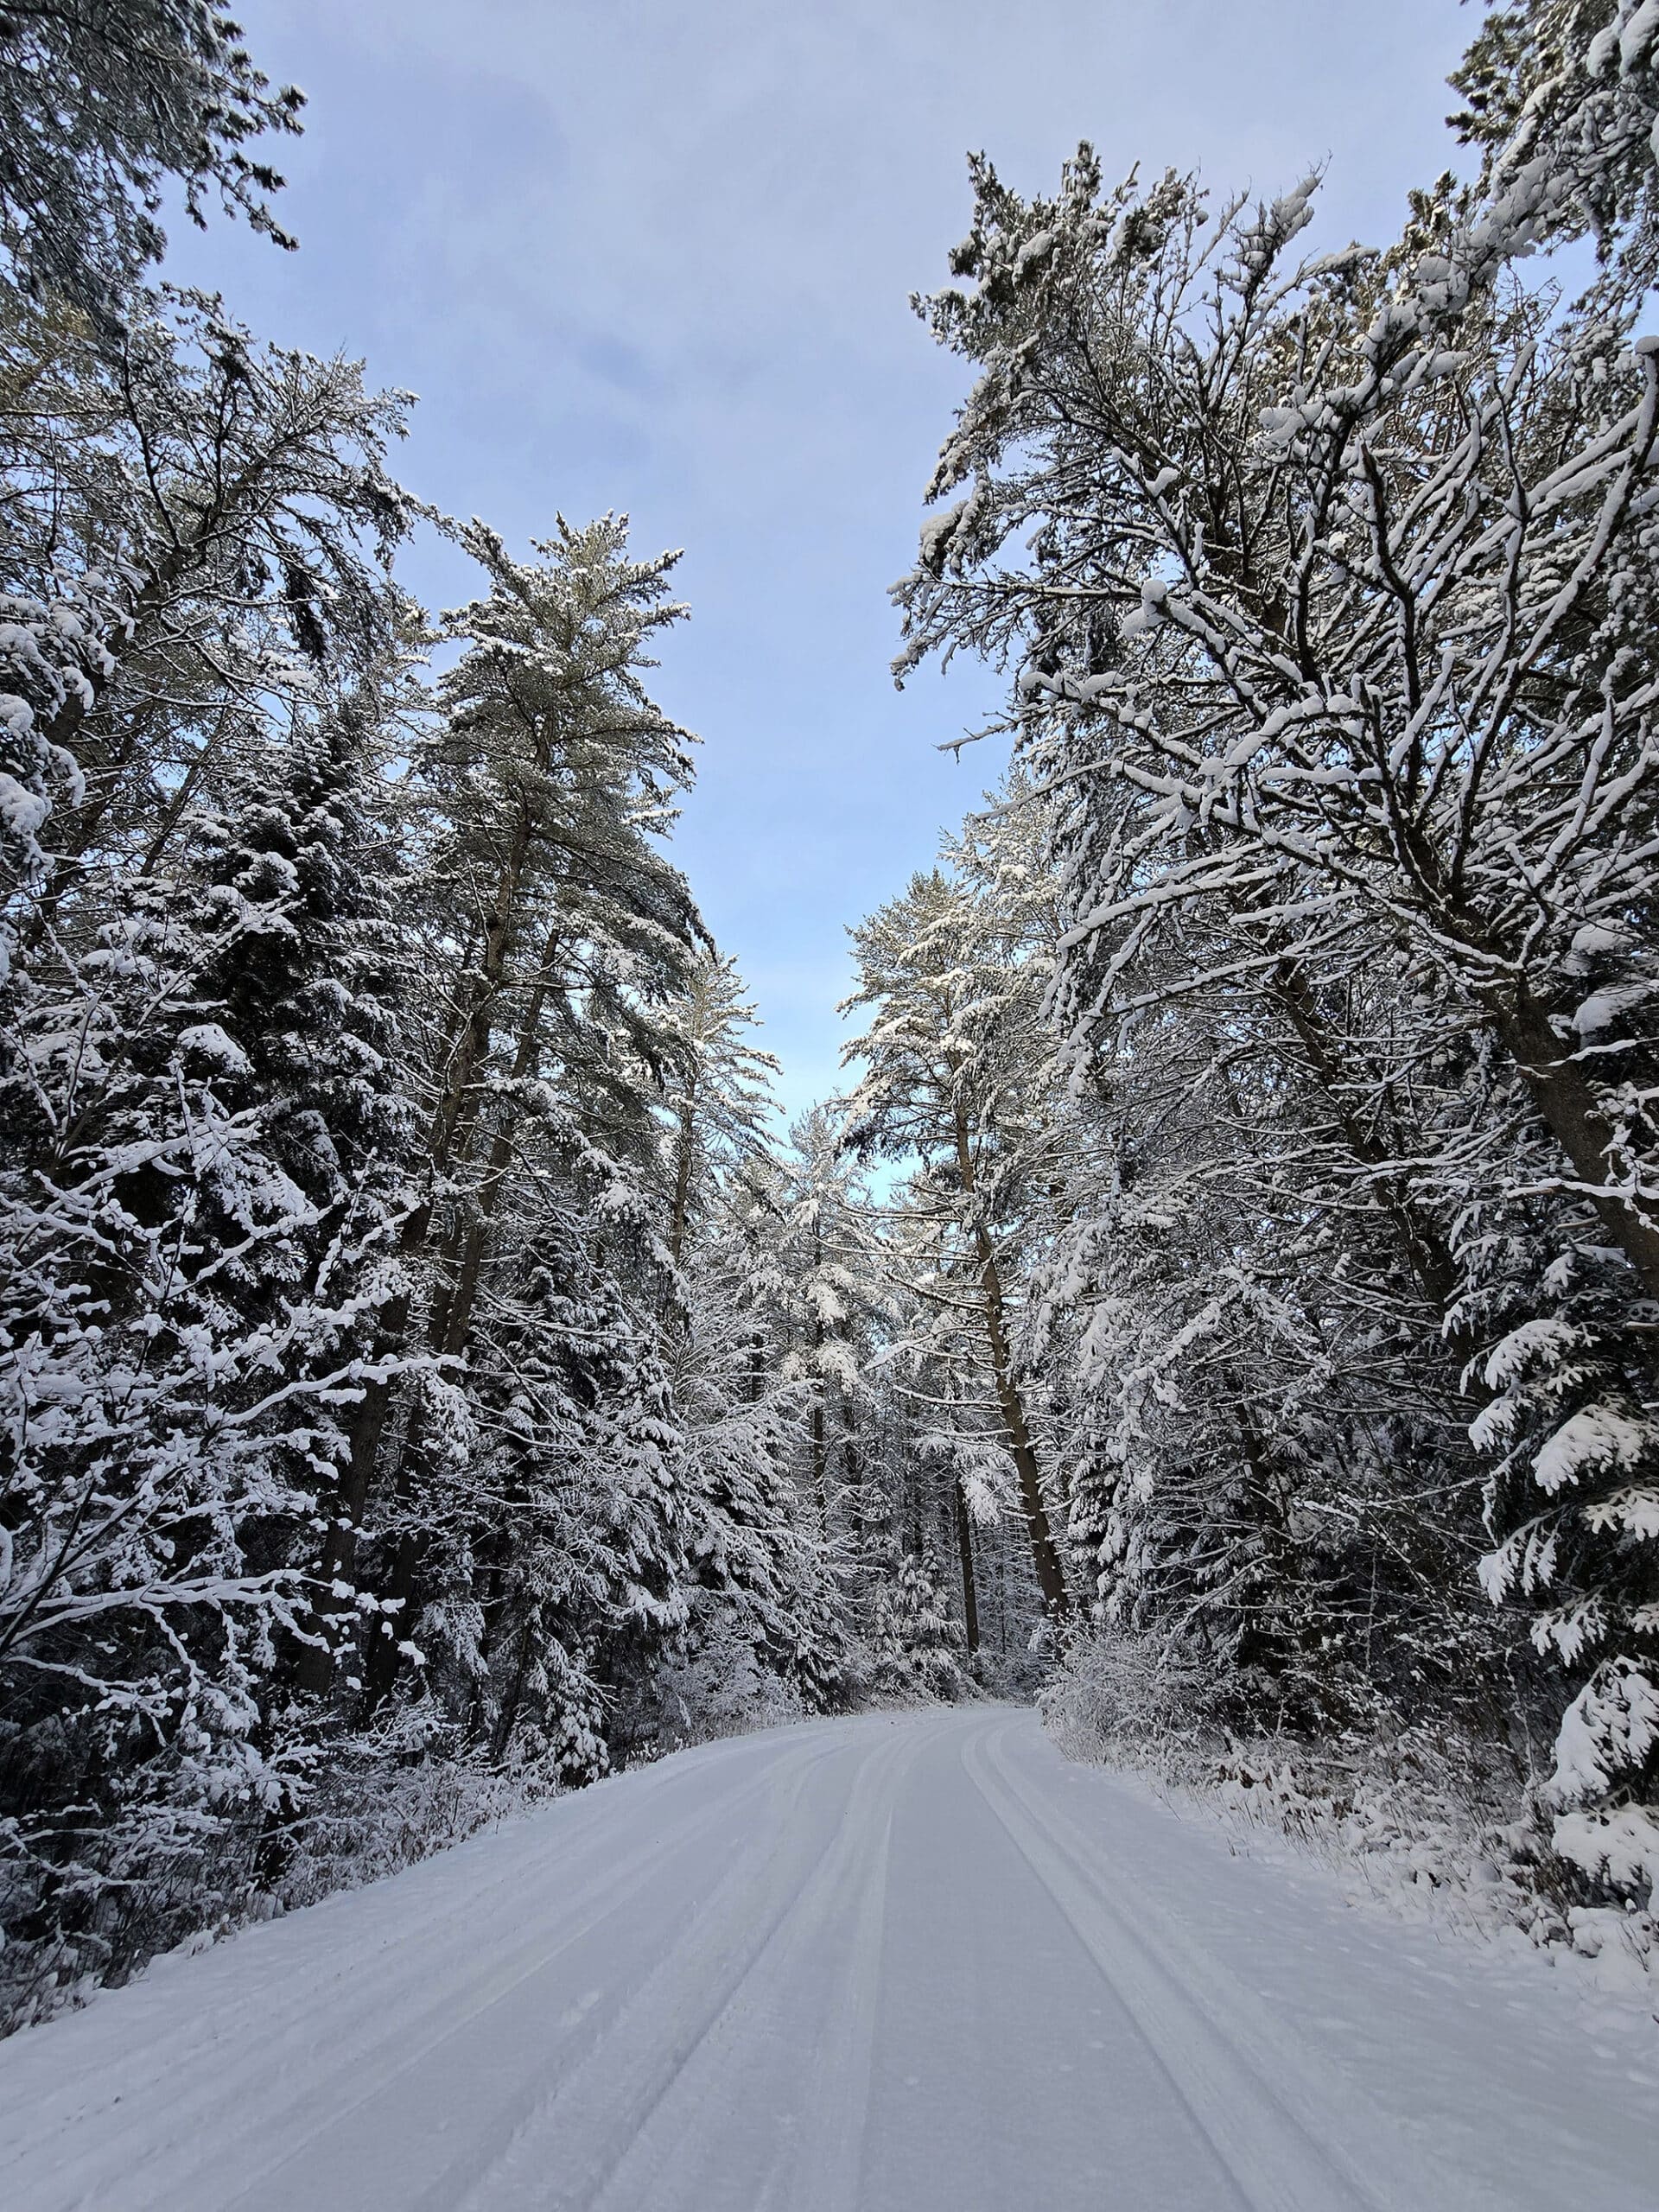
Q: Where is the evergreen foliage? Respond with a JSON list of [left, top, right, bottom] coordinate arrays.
[[6, 0, 1659, 2033], [892, 0, 1659, 1921], [870, 1544, 971, 1703], [0, 2, 304, 318]]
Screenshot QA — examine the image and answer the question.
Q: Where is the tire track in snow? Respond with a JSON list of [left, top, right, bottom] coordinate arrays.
[[588, 1726, 901, 2212], [960, 1717, 1357, 2211], [2, 1718, 795, 2182], [8, 1726, 853, 2212], [217, 1726, 854, 2212], [430, 1711, 916, 2212], [783, 1763, 893, 2212], [963, 1715, 1505, 2212]]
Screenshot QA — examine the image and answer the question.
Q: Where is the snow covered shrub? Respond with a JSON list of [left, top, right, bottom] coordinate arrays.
[[1039, 1630, 1234, 1781], [1039, 1630, 1629, 1967], [0, 1667, 305, 2033], [263, 1714, 547, 1918]]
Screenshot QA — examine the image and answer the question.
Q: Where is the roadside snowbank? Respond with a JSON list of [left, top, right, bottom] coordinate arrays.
[[1042, 1634, 1657, 2004]]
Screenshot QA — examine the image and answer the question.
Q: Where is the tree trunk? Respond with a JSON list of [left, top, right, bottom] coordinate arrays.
[[842, 1403, 865, 1554], [1495, 983, 1659, 1305], [139, 702, 241, 876], [954, 1478, 981, 1654], [294, 1205, 429, 1694], [810, 1383, 828, 1526], [1272, 959, 1463, 1318], [809, 1228, 828, 1524], [361, 915, 562, 1710], [309, 893, 551, 1706], [952, 1109, 1071, 1617]]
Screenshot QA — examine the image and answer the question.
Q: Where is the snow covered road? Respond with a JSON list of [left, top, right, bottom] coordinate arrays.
[[2, 1704, 1653, 2212]]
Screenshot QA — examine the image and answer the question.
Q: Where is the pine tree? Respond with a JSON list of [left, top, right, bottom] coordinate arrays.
[[0, 0, 302, 321], [5, 290, 415, 966], [0, 741, 404, 1997], [778, 1107, 887, 1548], [310, 516, 705, 1749], [895, 31, 1659, 1893], [650, 959, 852, 1735], [661, 952, 778, 1268], [455, 1173, 688, 1783], [843, 861, 1071, 1620]]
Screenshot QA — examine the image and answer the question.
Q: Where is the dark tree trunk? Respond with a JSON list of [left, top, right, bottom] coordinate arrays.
[[954, 1479, 981, 1654], [953, 1109, 1071, 1618]]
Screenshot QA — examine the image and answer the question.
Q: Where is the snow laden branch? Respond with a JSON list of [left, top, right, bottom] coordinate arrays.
[[895, 37, 1659, 1910]]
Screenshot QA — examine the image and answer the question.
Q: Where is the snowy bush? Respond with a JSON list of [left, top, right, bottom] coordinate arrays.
[[1043, 1629, 1656, 1980], [1039, 1629, 1235, 1777], [626, 1613, 815, 1756]]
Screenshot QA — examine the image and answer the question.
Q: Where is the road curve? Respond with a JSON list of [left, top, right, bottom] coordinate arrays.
[[0, 1705, 1651, 2212]]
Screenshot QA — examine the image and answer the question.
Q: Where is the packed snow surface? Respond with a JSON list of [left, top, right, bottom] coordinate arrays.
[[3, 1706, 1654, 2211]]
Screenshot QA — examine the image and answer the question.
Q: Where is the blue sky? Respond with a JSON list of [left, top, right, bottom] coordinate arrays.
[[171, 0, 1475, 1117]]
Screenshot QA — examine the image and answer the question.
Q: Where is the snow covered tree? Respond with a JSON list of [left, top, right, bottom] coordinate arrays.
[[0, 1, 303, 319], [646, 964, 853, 1737], [896, 23, 1659, 1894], [439, 1149, 687, 1785], [660, 952, 777, 1268], [306, 516, 708, 1759], [1452, 0, 1659, 309], [0, 702, 411, 2004], [870, 1542, 970, 1703], [1, 293, 416, 1071], [843, 853, 1071, 1620], [0, 62, 426, 1989], [12, 292, 412, 894], [664, 1225, 852, 1731], [775, 1106, 887, 1547], [897, 149, 1659, 1303]]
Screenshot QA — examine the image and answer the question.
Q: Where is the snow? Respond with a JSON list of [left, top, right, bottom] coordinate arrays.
[[1533, 1404, 1650, 1493], [175, 1022, 253, 1072], [1620, 0, 1659, 75], [917, 499, 967, 569], [1, 1705, 1652, 2212], [1572, 982, 1653, 1035]]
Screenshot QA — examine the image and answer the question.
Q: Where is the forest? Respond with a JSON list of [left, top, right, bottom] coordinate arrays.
[[3, 0, 1658, 2034]]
